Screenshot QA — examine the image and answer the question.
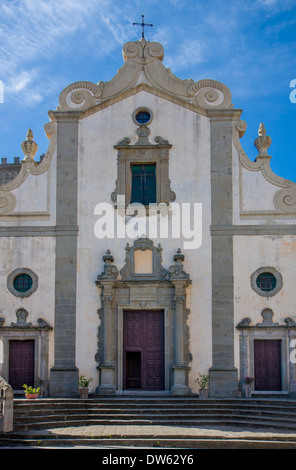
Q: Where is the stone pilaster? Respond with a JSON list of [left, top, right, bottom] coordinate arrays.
[[49, 111, 81, 397], [95, 250, 118, 394], [169, 249, 191, 395], [240, 330, 250, 397], [209, 109, 240, 397]]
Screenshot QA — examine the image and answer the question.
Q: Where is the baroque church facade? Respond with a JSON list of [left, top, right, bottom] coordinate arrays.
[[0, 38, 296, 398]]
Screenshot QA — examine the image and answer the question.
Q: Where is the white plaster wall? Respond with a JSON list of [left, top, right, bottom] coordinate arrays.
[[232, 141, 296, 225], [233, 235, 296, 369], [240, 167, 279, 212], [0, 149, 57, 227], [0, 236, 56, 370], [76, 90, 212, 393], [12, 171, 49, 213]]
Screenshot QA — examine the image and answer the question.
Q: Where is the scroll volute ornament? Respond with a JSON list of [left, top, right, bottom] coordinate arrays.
[[123, 39, 164, 64]]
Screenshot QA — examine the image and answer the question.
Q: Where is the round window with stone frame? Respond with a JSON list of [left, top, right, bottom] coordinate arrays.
[[7, 268, 38, 298], [132, 107, 153, 126], [250, 267, 282, 297]]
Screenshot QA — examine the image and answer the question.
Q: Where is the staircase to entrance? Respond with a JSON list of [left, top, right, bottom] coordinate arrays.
[[9, 395, 296, 431], [2, 395, 296, 448]]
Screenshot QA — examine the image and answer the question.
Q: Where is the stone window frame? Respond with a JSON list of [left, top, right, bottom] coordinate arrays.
[[111, 109, 176, 208], [7, 267, 38, 298], [250, 266, 283, 297]]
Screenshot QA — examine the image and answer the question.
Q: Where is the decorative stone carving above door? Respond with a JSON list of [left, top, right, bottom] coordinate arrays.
[[120, 237, 168, 281]]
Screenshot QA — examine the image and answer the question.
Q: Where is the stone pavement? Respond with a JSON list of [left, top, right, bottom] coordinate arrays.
[[8, 423, 296, 449], [26, 423, 296, 440]]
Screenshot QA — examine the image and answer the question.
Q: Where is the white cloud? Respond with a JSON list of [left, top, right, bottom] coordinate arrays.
[[258, 0, 278, 6], [0, 0, 134, 104], [165, 39, 205, 74], [256, 0, 295, 11]]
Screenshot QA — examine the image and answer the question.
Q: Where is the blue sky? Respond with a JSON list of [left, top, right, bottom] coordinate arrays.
[[0, 0, 296, 182]]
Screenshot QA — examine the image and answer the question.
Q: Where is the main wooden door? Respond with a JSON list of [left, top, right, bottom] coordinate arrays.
[[9, 340, 35, 390], [254, 340, 282, 391], [123, 310, 164, 390]]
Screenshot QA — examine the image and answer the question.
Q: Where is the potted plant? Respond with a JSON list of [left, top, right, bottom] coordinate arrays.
[[79, 376, 93, 398], [195, 374, 209, 398], [22, 384, 40, 399], [243, 376, 254, 398]]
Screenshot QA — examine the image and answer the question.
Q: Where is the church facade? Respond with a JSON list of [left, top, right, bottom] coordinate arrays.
[[0, 38, 296, 398]]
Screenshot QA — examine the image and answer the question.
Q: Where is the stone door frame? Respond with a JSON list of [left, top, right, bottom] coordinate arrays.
[[0, 310, 52, 396], [95, 239, 192, 395], [237, 311, 296, 396]]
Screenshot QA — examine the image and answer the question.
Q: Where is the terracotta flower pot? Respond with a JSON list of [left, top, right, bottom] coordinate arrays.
[[25, 393, 39, 399]]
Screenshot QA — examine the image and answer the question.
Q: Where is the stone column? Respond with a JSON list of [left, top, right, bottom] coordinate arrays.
[[169, 249, 191, 395], [209, 109, 240, 397], [49, 111, 81, 397], [95, 250, 118, 394], [39, 329, 50, 397], [240, 330, 250, 397], [288, 330, 296, 398]]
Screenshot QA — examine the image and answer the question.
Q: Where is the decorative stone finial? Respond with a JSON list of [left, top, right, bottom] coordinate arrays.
[[174, 248, 185, 263], [169, 248, 190, 282], [96, 249, 118, 282], [21, 128, 38, 162], [103, 249, 114, 264], [254, 123, 272, 157]]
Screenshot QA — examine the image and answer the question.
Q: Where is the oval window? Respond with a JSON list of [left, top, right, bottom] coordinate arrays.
[[256, 272, 277, 292], [135, 110, 151, 124], [13, 273, 33, 293]]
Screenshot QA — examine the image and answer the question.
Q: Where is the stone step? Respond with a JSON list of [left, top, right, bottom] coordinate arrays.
[[13, 402, 296, 411], [13, 408, 296, 423], [1, 436, 296, 449], [13, 398, 296, 410], [12, 396, 293, 403], [13, 415, 296, 432], [12, 397, 296, 432]]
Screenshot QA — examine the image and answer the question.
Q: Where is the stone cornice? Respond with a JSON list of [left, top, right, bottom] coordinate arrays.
[[211, 224, 296, 235], [208, 108, 242, 121], [0, 225, 79, 237], [78, 83, 209, 119]]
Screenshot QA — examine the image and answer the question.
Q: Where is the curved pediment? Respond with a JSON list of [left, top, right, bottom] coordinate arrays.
[[57, 38, 233, 113]]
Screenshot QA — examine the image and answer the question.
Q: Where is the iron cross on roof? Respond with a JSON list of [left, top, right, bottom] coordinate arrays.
[[133, 14, 153, 39]]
